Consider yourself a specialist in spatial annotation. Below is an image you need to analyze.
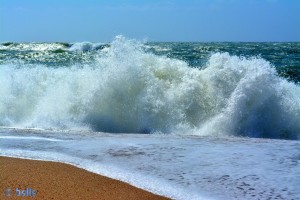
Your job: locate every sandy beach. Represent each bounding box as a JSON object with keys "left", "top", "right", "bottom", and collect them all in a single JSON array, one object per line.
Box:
[{"left": 0, "top": 156, "right": 169, "bottom": 200}]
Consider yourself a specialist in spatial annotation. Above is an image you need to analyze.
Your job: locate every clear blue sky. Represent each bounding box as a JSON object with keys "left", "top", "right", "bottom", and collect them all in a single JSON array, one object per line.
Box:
[{"left": 1, "top": 0, "right": 299, "bottom": 42}]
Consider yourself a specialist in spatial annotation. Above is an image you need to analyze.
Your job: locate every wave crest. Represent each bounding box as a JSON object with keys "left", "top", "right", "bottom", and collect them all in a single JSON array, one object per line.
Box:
[{"left": 69, "top": 42, "right": 107, "bottom": 51}]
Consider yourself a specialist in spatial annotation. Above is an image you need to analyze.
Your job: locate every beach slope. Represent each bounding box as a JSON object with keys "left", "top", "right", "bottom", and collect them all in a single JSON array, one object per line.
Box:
[{"left": 0, "top": 156, "right": 168, "bottom": 200}]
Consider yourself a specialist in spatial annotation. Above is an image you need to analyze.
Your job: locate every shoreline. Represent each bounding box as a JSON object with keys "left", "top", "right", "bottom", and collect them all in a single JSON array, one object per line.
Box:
[{"left": 0, "top": 156, "right": 169, "bottom": 200}]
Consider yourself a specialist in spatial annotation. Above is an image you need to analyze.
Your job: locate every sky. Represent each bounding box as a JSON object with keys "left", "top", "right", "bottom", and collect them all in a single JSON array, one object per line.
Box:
[{"left": 0, "top": 0, "right": 299, "bottom": 42}]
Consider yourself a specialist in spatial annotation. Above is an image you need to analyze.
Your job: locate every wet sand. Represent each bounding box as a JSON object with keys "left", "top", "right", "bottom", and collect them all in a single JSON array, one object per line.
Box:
[{"left": 0, "top": 156, "right": 169, "bottom": 200}]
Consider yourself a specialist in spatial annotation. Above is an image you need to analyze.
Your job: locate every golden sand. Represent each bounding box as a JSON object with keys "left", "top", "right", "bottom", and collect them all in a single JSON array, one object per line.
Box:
[{"left": 0, "top": 156, "right": 169, "bottom": 200}]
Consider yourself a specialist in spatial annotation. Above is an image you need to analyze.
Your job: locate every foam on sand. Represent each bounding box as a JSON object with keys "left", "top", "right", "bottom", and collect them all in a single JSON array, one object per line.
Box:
[{"left": 0, "top": 131, "right": 299, "bottom": 199}]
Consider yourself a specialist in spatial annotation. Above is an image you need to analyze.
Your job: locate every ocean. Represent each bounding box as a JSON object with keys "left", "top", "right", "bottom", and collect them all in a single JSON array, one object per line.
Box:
[{"left": 0, "top": 36, "right": 299, "bottom": 199}]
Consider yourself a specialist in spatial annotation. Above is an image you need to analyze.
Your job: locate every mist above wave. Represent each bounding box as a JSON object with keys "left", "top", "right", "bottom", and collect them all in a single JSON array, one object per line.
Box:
[{"left": 0, "top": 36, "right": 299, "bottom": 139}]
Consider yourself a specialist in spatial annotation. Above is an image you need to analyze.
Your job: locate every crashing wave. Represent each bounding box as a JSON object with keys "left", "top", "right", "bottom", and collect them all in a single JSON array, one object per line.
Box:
[{"left": 0, "top": 36, "right": 299, "bottom": 139}]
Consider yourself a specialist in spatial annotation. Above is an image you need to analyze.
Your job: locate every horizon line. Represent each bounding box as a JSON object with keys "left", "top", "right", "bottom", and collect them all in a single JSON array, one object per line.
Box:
[{"left": 1, "top": 40, "right": 300, "bottom": 43}]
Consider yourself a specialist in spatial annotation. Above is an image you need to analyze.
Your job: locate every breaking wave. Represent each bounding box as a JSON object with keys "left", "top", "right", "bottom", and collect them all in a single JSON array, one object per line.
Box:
[
  {"left": 69, "top": 42, "right": 108, "bottom": 51},
  {"left": 0, "top": 36, "right": 299, "bottom": 139}
]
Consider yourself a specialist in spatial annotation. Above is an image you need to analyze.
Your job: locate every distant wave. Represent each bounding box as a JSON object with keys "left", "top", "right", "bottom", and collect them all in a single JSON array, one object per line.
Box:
[
  {"left": 0, "top": 42, "right": 70, "bottom": 51},
  {"left": 0, "top": 36, "right": 299, "bottom": 139},
  {"left": 69, "top": 42, "right": 108, "bottom": 51},
  {"left": 0, "top": 42, "right": 109, "bottom": 52}
]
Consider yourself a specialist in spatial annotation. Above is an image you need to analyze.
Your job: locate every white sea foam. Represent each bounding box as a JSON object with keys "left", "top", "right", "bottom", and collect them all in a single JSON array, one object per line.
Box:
[
  {"left": 0, "top": 36, "right": 299, "bottom": 139},
  {"left": 0, "top": 131, "right": 299, "bottom": 199},
  {"left": 0, "top": 135, "right": 62, "bottom": 141}
]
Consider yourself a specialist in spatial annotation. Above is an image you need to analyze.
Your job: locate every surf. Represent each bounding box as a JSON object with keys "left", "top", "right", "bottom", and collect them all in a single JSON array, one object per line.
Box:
[{"left": 0, "top": 36, "right": 299, "bottom": 139}]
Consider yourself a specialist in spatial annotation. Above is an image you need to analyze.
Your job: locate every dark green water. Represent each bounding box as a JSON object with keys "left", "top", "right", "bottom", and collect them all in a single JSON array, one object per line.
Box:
[{"left": 1, "top": 42, "right": 299, "bottom": 82}]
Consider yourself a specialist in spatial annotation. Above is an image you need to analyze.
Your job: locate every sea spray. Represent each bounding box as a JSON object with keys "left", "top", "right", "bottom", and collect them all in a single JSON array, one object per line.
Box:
[{"left": 0, "top": 36, "right": 299, "bottom": 139}]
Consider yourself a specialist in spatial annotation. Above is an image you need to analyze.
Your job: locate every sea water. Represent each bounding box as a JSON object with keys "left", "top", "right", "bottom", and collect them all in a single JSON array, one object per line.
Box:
[{"left": 0, "top": 36, "right": 299, "bottom": 199}]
